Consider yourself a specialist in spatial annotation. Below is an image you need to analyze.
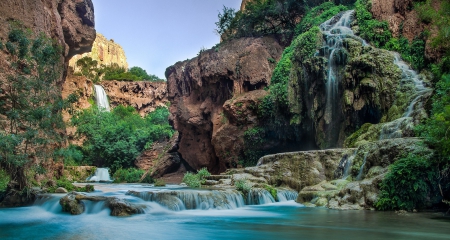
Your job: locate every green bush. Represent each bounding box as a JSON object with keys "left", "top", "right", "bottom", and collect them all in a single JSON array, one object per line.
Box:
[
  {"left": 235, "top": 179, "right": 251, "bottom": 194},
  {"left": 265, "top": 185, "right": 278, "bottom": 201},
  {"left": 376, "top": 154, "right": 438, "bottom": 211},
  {"left": 295, "top": 2, "right": 348, "bottom": 36},
  {"left": 72, "top": 105, "right": 174, "bottom": 171},
  {"left": 47, "top": 178, "right": 94, "bottom": 193},
  {"left": 0, "top": 169, "right": 9, "bottom": 191},
  {"left": 355, "top": 0, "right": 392, "bottom": 48},
  {"left": 113, "top": 168, "right": 153, "bottom": 183},
  {"left": 182, "top": 168, "right": 211, "bottom": 188},
  {"left": 154, "top": 179, "right": 166, "bottom": 187}
]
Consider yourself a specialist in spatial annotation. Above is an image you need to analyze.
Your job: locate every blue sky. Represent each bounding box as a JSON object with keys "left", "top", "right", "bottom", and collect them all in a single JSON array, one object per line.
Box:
[{"left": 92, "top": 0, "right": 242, "bottom": 79}]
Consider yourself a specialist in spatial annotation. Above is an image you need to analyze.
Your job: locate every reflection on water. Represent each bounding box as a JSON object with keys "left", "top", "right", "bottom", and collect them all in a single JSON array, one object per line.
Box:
[{"left": 0, "top": 184, "right": 449, "bottom": 240}]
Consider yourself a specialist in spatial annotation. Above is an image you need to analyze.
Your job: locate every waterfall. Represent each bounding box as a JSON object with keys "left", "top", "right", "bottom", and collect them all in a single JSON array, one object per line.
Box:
[
  {"left": 127, "top": 189, "right": 246, "bottom": 211},
  {"left": 86, "top": 168, "right": 113, "bottom": 182},
  {"left": 316, "top": 10, "right": 369, "bottom": 145},
  {"left": 127, "top": 188, "right": 299, "bottom": 211},
  {"left": 379, "top": 53, "right": 432, "bottom": 140},
  {"left": 247, "top": 188, "right": 276, "bottom": 205},
  {"left": 356, "top": 153, "right": 368, "bottom": 181},
  {"left": 94, "top": 85, "right": 110, "bottom": 112},
  {"left": 276, "top": 189, "right": 299, "bottom": 202}
]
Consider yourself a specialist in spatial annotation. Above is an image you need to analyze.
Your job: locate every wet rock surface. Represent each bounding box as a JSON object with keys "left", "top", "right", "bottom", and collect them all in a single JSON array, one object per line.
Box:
[{"left": 60, "top": 192, "right": 145, "bottom": 216}]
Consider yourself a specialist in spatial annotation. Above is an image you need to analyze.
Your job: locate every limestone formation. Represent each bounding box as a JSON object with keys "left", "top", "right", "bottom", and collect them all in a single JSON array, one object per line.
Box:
[{"left": 68, "top": 33, "right": 128, "bottom": 74}]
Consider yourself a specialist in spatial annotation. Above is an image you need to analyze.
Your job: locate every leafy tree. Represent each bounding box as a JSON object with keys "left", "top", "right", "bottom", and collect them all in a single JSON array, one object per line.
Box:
[
  {"left": 76, "top": 56, "right": 101, "bottom": 82},
  {"left": 217, "top": 0, "right": 307, "bottom": 42},
  {"left": 72, "top": 105, "right": 174, "bottom": 172},
  {"left": 0, "top": 24, "right": 71, "bottom": 190}
]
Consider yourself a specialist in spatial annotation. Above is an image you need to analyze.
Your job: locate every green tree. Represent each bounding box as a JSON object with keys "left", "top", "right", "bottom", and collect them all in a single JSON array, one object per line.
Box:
[
  {"left": 72, "top": 105, "right": 174, "bottom": 172},
  {"left": 0, "top": 24, "right": 70, "bottom": 190}
]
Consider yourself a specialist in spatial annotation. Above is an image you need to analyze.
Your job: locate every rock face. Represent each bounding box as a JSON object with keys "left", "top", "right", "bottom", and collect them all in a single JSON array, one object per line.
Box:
[
  {"left": 68, "top": 33, "right": 128, "bottom": 73},
  {"left": 370, "top": 0, "right": 441, "bottom": 60},
  {"left": 166, "top": 37, "right": 283, "bottom": 172},
  {"left": 135, "top": 132, "right": 182, "bottom": 178},
  {"left": 101, "top": 80, "right": 169, "bottom": 117},
  {"left": 0, "top": 0, "right": 96, "bottom": 62}
]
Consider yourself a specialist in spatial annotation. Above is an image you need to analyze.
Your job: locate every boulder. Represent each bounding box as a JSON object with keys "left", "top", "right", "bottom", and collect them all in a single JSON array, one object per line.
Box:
[{"left": 55, "top": 187, "right": 69, "bottom": 193}]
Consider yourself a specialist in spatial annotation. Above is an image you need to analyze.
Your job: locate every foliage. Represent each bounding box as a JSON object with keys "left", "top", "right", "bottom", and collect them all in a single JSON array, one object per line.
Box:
[
  {"left": 415, "top": 0, "right": 450, "bottom": 52},
  {"left": 235, "top": 179, "right": 251, "bottom": 194},
  {"left": 154, "top": 178, "right": 166, "bottom": 187},
  {"left": 242, "top": 127, "right": 267, "bottom": 167},
  {"left": 217, "top": 0, "right": 307, "bottom": 42},
  {"left": 295, "top": 2, "right": 349, "bottom": 35},
  {"left": 76, "top": 56, "right": 101, "bottom": 83},
  {"left": 215, "top": 5, "right": 236, "bottom": 37},
  {"left": 54, "top": 144, "right": 84, "bottom": 166},
  {"left": 376, "top": 154, "right": 438, "bottom": 211},
  {"left": 182, "top": 168, "right": 211, "bottom": 188},
  {"left": 355, "top": 0, "right": 392, "bottom": 48},
  {"left": 113, "top": 168, "right": 153, "bottom": 183},
  {"left": 75, "top": 57, "right": 164, "bottom": 82},
  {"left": 0, "top": 169, "right": 9, "bottom": 191},
  {"left": 47, "top": 178, "right": 94, "bottom": 193},
  {"left": 72, "top": 105, "right": 174, "bottom": 172},
  {"left": 0, "top": 24, "right": 71, "bottom": 190},
  {"left": 265, "top": 185, "right": 278, "bottom": 201}
]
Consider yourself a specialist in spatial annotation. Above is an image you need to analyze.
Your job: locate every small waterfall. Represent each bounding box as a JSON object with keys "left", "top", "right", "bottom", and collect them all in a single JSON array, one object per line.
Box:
[
  {"left": 86, "top": 168, "right": 113, "bottom": 182},
  {"left": 356, "top": 153, "right": 368, "bottom": 181},
  {"left": 246, "top": 188, "right": 276, "bottom": 205},
  {"left": 94, "top": 85, "right": 110, "bottom": 112},
  {"left": 127, "top": 189, "right": 246, "bottom": 211},
  {"left": 276, "top": 189, "right": 299, "bottom": 202},
  {"left": 379, "top": 53, "right": 432, "bottom": 140}
]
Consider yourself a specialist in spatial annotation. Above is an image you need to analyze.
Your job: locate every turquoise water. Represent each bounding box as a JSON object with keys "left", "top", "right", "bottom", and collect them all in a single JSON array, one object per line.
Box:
[{"left": 0, "top": 184, "right": 449, "bottom": 240}]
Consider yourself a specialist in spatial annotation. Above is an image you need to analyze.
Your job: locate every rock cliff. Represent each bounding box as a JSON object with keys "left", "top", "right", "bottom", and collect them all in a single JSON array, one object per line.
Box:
[
  {"left": 101, "top": 80, "right": 168, "bottom": 117},
  {"left": 166, "top": 37, "right": 283, "bottom": 173},
  {"left": 68, "top": 33, "right": 128, "bottom": 73}
]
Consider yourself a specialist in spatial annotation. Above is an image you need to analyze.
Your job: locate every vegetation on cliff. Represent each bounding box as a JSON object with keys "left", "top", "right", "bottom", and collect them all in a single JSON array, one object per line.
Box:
[
  {"left": 71, "top": 105, "right": 174, "bottom": 172},
  {"left": 76, "top": 56, "right": 164, "bottom": 82},
  {"left": 0, "top": 24, "right": 75, "bottom": 192}
]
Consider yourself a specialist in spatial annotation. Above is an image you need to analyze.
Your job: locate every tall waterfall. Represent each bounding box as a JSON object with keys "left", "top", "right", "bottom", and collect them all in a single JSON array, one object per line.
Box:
[
  {"left": 316, "top": 11, "right": 368, "bottom": 145},
  {"left": 94, "top": 85, "right": 110, "bottom": 112}
]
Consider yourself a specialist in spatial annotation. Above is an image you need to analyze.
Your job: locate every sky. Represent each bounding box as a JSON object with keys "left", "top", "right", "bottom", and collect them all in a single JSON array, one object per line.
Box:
[{"left": 91, "top": 0, "right": 242, "bottom": 79}]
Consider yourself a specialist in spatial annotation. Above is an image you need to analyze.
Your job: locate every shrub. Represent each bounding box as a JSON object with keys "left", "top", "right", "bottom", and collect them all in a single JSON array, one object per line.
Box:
[
  {"left": 376, "top": 154, "right": 438, "bottom": 211},
  {"left": 355, "top": 0, "right": 392, "bottom": 48},
  {"left": 154, "top": 179, "right": 166, "bottom": 187},
  {"left": 72, "top": 105, "right": 174, "bottom": 171},
  {"left": 235, "top": 179, "right": 251, "bottom": 194},
  {"left": 182, "top": 168, "right": 211, "bottom": 188},
  {"left": 113, "top": 168, "right": 152, "bottom": 183},
  {"left": 265, "top": 185, "right": 278, "bottom": 201}
]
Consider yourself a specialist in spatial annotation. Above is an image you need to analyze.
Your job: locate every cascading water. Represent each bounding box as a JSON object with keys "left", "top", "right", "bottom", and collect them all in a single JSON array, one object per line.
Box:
[
  {"left": 379, "top": 53, "right": 432, "bottom": 139},
  {"left": 318, "top": 10, "right": 367, "bottom": 143},
  {"left": 94, "top": 84, "right": 110, "bottom": 112},
  {"left": 86, "top": 168, "right": 113, "bottom": 182},
  {"left": 356, "top": 153, "right": 368, "bottom": 181}
]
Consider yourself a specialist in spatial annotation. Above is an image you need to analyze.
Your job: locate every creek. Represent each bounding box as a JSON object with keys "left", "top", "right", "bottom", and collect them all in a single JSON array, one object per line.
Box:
[{"left": 0, "top": 183, "right": 449, "bottom": 240}]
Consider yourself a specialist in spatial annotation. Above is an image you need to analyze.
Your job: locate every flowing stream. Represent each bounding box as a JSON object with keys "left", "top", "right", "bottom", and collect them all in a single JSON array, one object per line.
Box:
[
  {"left": 0, "top": 183, "right": 448, "bottom": 240},
  {"left": 94, "top": 84, "right": 111, "bottom": 112}
]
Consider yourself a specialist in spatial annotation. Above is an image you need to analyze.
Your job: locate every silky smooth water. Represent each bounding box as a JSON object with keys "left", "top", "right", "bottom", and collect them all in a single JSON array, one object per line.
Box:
[
  {"left": 94, "top": 84, "right": 110, "bottom": 112},
  {"left": 0, "top": 184, "right": 449, "bottom": 240}
]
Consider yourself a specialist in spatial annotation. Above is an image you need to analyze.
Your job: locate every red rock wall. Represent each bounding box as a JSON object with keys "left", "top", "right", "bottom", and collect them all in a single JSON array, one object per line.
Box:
[{"left": 166, "top": 37, "right": 283, "bottom": 173}]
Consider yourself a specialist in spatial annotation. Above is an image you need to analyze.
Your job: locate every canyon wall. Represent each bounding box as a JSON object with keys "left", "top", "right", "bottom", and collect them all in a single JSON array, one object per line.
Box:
[
  {"left": 166, "top": 37, "right": 283, "bottom": 173},
  {"left": 68, "top": 33, "right": 128, "bottom": 72}
]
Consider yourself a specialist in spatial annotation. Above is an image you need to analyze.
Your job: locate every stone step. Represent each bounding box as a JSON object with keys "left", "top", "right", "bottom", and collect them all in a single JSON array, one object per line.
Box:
[{"left": 205, "top": 175, "right": 232, "bottom": 181}]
